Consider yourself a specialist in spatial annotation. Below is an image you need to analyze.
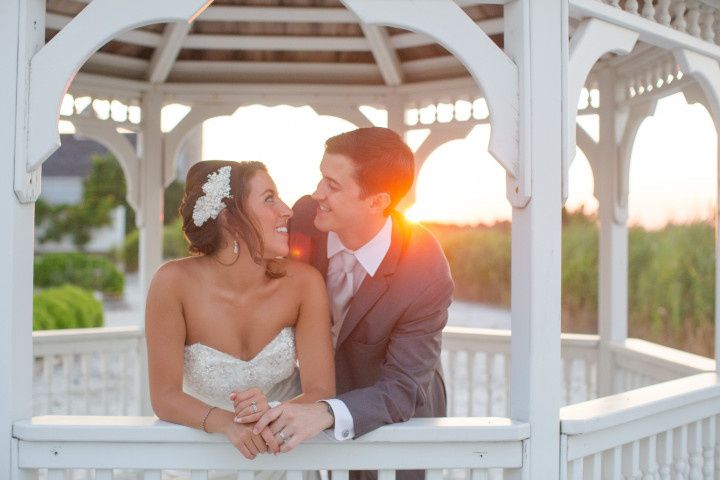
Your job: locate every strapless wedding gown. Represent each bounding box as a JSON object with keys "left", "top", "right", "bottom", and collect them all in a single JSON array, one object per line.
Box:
[
  {"left": 164, "top": 327, "right": 302, "bottom": 480},
  {"left": 184, "top": 326, "right": 301, "bottom": 410}
]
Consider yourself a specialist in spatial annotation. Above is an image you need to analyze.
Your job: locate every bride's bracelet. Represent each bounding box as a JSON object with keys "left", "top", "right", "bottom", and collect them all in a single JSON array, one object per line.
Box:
[{"left": 200, "top": 406, "right": 217, "bottom": 433}]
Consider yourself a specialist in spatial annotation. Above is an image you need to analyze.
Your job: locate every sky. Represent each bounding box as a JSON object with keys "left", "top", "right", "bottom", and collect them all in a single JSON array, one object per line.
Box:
[
  {"left": 62, "top": 91, "right": 717, "bottom": 229},
  {"left": 198, "top": 92, "right": 717, "bottom": 229}
]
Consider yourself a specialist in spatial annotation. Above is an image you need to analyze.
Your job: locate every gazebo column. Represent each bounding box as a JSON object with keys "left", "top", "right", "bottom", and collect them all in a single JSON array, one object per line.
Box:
[
  {"left": 136, "top": 92, "right": 164, "bottom": 416},
  {"left": 596, "top": 68, "right": 629, "bottom": 397},
  {"left": 138, "top": 91, "right": 165, "bottom": 297},
  {"left": 1, "top": 0, "right": 42, "bottom": 478},
  {"left": 505, "top": 1, "right": 563, "bottom": 477}
]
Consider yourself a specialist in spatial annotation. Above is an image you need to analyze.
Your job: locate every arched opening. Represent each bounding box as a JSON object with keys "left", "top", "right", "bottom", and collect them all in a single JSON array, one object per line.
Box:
[{"left": 627, "top": 92, "right": 717, "bottom": 358}]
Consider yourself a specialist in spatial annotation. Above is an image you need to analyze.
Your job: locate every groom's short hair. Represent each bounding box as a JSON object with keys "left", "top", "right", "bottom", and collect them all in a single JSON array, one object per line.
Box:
[{"left": 325, "top": 127, "right": 414, "bottom": 215}]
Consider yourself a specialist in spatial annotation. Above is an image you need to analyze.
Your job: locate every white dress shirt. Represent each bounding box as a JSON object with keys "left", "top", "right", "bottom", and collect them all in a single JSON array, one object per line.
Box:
[{"left": 322, "top": 216, "right": 393, "bottom": 441}]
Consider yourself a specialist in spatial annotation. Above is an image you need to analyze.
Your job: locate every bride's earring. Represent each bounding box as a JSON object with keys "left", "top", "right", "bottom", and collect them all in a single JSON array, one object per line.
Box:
[{"left": 233, "top": 240, "right": 239, "bottom": 255}]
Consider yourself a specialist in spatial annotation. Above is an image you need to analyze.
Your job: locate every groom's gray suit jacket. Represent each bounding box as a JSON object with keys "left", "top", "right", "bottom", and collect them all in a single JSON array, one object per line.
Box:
[{"left": 289, "top": 196, "right": 453, "bottom": 439}]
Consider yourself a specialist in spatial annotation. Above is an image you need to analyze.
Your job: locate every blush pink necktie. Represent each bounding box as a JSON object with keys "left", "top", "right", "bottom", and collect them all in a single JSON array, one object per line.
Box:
[{"left": 327, "top": 250, "right": 358, "bottom": 346}]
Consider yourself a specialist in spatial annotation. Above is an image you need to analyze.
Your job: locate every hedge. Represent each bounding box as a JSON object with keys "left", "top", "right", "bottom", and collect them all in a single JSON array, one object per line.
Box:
[
  {"left": 34, "top": 253, "right": 124, "bottom": 298},
  {"left": 33, "top": 285, "right": 103, "bottom": 330}
]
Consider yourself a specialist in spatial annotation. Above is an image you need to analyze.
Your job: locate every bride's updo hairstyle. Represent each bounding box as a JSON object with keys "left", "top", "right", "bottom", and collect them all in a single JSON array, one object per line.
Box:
[{"left": 180, "top": 160, "right": 284, "bottom": 278}]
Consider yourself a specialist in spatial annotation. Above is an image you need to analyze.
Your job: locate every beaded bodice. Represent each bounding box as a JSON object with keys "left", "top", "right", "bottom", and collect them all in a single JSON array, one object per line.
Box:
[{"left": 183, "top": 327, "right": 300, "bottom": 410}]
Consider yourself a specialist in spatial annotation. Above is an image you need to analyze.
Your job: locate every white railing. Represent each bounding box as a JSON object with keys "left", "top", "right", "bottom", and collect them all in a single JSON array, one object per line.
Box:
[
  {"left": 441, "top": 327, "right": 600, "bottom": 415},
  {"left": 13, "top": 416, "right": 530, "bottom": 480},
  {"left": 590, "top": 0, "right": 720, "bottom": 46},
  {"left": 612, "top": 338, "right": 716, "bottom": 392},
  {"left": 560, "top": 372, "right": 720, "bottom": 479},
  {"left": 33, "top": 326, "right": 715, "bottom": 419},
  {"left": 33, "top": 326, "right": 145, "bottom": 416}
]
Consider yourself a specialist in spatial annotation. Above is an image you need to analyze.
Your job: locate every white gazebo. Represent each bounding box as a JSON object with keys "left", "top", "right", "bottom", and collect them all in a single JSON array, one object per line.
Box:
[{"left": 2, "top": 0, "right": 720, "bottom": 478}]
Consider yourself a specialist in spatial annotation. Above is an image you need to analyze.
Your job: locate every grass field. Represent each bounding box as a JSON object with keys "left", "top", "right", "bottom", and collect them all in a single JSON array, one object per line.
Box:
[{"left": 424, "top": 211, "right": 716, "bottom": 357}]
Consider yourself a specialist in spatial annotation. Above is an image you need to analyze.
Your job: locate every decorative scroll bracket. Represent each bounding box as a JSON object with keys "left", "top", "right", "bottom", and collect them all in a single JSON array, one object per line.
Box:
[
  {"left": 565, "top": 18, "right": 638, "bottom": 204},
  {"left": 615, "top": 99, "right": 658, "bottom": 223},
  {"left": 340, "top": 0, "right": 523, "bottom": 205},
  {"left": 16, "top": 0, "right": 213, "bottom": 203},
  {"left": 673, "top": 48, "right": 720, "bottom": 134}
]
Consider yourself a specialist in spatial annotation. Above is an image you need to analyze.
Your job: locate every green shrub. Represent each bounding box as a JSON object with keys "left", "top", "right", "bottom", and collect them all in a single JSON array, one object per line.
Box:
[
  {"left": 33, "top": 285, "right": 103, "bottom": 331},
  {"left": 122, "top": 218, "right": 188, "bottom": 272},
  {"left": 34, "top": 253, "right": 124, "bottom": 298},
  {"left": 123, "top": 229, "right": 139, "bottom": 272}
]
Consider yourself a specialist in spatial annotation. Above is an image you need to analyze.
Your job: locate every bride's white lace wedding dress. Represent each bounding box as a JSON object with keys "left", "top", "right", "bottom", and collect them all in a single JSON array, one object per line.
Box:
[
  {"left": 164, "top": 327, "right": 302, "bottom": 480},
  {"left": 184, "top": 326, "right": 301, "bottom": 410}
]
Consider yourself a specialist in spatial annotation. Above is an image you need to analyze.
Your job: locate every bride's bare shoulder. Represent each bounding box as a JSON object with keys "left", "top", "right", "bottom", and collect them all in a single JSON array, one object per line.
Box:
[{"left": 151, "top": 256, "right": 204, "bottom": 289}]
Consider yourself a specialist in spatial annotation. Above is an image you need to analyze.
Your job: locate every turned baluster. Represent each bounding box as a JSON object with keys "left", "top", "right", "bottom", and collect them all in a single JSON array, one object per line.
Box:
[
  {"left": 675, "top": 424, "right": 690, "bottom": 480},
  {"left": 715, "top": 413, "right": 720, "bottom": 479},
  {"left": 673, "top": 0, "right": 688, "bottom": 32},
  {"left": 658, "top": 430, "right": 674, "bottom": 480},
  {"left": 645, "top": 70, "right": 655, "bottom": 92},
  {"left": 700, "top": 5, "right": 715, "bottom": 42},
  {"left": 642, "top": 0, "right": 656, "bottom": 19},
  {"left": 688, "top": 420, "right": 703, "bottom": 479},
  {"left": 657, "top": 0, "right": 672, "bottom": 25},
  {"left": 639, "top": 435, "right": 659, "bottom": 480},
  {"left": 623, "top": 441, "right": 642, "bottom": 480},
  {"left": 626, "top": 0, "right": 640, "bottom": 14},
  {"left": 702, "top": 416, "right": 715, "bottom": 480},
  {"left": 655, "top": 63, "right": 665, "bottom": 89},
  {"left": 686, "top": 0, "right": 702, "bottom": 37}
]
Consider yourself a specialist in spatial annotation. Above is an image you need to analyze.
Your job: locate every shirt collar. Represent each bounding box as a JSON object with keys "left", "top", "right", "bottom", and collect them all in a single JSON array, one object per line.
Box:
[{"left": 326, "top": 216, "right": 393, "bottom": 277}]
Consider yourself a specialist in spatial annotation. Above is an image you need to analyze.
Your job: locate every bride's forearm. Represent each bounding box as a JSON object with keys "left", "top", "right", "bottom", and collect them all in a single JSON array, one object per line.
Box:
[{"left": 152, "top": 389, "right": 233, "bottom": 434}]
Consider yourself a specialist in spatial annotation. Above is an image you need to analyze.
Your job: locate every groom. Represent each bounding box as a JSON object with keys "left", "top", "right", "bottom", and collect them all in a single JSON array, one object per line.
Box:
[{"left": 254, "top": 127, "right": 453, "bottom": 469}]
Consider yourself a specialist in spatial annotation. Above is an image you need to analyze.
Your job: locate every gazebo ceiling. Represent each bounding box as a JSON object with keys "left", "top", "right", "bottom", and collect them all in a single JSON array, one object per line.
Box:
[{"left": 45, "top": 0, "right": 503, "bottom": 86}]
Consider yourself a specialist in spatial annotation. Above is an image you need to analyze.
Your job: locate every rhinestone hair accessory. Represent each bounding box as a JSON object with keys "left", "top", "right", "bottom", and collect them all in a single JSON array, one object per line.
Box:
[{"left": 192, "top": 166, "right": 233, "bottom": 227}]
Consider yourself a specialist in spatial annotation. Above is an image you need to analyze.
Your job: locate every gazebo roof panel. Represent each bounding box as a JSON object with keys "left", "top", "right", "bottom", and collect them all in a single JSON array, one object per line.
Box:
[
  {"left": 191, "top": 20, "right": 364, "bottom": 37},
  {"left": 210, "top": 0, "right": 345, "bottom": 6},
  {"left": 49, "top": 0, "right": 510, "bottom": 88},
  {"left": 99, "top": 41, "right": 155, "bottom": 61},
  {"left": 175, "top": 48, "right": 374, "bottom": 63},
  {"left": 46, "top": 0, "right": 87, "bottom": 17}
]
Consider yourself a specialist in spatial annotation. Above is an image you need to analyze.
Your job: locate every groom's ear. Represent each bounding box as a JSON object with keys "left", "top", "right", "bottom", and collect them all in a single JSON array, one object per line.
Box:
[{"left": 368, "top": 192, "right": 391, "bottom": 214}]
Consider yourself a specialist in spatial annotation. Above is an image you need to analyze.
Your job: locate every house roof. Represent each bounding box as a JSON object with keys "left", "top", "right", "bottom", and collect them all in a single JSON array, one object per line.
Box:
[{"left": 43, "top": 134, "right": 137, "bottom": 178}]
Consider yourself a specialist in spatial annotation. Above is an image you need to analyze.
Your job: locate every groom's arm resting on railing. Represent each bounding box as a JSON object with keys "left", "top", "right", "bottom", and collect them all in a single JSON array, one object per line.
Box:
[{"left": 253, "top": 271, "right": 453, "bottom": 451}]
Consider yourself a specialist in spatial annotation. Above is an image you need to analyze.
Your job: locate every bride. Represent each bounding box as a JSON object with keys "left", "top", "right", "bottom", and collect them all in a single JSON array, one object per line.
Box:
[{"left": 145, "top": 160, "right": 335, "bottom": 461}]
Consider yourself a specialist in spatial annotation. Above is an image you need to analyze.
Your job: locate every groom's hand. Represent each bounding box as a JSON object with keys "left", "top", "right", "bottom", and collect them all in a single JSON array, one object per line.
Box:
[{"left": 253, "top": 403, "right": 334, "bottom": 453}]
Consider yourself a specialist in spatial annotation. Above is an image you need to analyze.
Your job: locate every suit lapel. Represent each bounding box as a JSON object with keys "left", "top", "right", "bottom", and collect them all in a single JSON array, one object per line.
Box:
[
  {"left": 335, "top": 213, "right": 407, "bottom": 349},
  {"left": 311, "top": 233, "right": 329, "bottom": 281}
]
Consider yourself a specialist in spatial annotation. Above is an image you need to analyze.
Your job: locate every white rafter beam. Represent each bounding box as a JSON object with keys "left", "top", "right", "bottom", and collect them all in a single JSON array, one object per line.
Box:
[
  {"left": 46, "top": 13, "right": 161, "bottom": 48},
  {"left": 182, "top": 34, "right": 368, "bottom": 51},
  {"left": 360, "top": 24, "right": 403, "bottom": 86},
  {"left": 148, "top": 22, "right": 191, "bottom": 84},
  {"left": 199, "top": 6, "right": 355, "bottom": 23}
]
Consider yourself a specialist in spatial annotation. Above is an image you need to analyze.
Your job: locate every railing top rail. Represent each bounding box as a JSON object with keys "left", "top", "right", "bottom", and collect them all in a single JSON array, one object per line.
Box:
[
  {"left": 614, "top": 338, "right": 715, "bottom": 373},
  {"left": 32, "top": 325, "right": 143, "bottom": 343},
  {"left": 14, "top": 416, "right": 530, "bottom": 444},
  {"left": 442, "top": 326, "right": 598, "bottom": 345},
  {"left": 560, "top": 372, "right": 720, "bottom": 435}
]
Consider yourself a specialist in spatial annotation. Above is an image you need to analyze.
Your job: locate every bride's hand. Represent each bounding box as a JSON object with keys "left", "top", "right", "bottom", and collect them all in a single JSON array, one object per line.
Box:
[
  {"left": 230, "top": 388, "right": 269, "bottom": 423},
  {"left": 223, "top": 421, "right": 269, "bottom": 460}
]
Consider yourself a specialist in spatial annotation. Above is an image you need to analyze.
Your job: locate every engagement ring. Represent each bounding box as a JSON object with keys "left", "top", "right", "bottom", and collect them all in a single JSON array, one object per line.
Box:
[
  {"left": 278, "top": 430, "right": 289, "bottom": 443},
  {"left": 250, "top": 401, "right": 258, "bottom": 414}
]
